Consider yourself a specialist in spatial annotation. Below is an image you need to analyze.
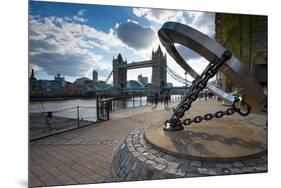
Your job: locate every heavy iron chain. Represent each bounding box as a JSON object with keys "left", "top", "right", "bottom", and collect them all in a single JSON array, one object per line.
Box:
[
  {"left": 164, "top": 50, "right": 251, "bottom": 131},
  {"left": 182, "top": 97, "right": 251, "bottom": 126}
]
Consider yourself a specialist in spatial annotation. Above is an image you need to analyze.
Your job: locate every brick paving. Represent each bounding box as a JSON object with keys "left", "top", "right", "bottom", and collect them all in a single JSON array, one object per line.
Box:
[{"left": 29, "top": 99, "right": 267, "bottom": 187}]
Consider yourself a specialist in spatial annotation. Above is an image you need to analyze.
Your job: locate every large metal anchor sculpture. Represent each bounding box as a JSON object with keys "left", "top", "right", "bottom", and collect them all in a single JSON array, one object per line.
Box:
[{"left": 158, "top": 22, "right": 266, "bottom": 131}]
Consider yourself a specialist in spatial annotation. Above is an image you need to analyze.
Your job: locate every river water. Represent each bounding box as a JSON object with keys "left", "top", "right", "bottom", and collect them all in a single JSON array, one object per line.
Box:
[{"left": 29, "top": 95, "right": 182, "bottom": 122}]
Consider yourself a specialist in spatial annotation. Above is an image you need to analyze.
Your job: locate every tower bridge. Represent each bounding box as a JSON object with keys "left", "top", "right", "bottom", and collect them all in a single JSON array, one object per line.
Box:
[
  {"left": 117, "top": 60, "right": 152, "bottom": 69},
  {"left": 113, "top": 45, "right": 167, "bottom": 90},
  {"left": 88, "top": 46, "right": 191, "bottom": 96}
]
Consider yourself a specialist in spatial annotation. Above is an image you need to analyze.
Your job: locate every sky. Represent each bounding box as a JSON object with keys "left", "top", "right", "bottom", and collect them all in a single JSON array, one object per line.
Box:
[{"left": 29, "top": 0, "right": 216, "bottom": 86}]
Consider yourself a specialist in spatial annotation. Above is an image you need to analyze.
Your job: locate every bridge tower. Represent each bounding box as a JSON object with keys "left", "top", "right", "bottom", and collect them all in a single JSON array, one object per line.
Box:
[
  {"left": 113, "top": 54, "right": 127, "bottom": 88},
  {"left": 151, "top": 45, "right": 167, "bottom": 90}
]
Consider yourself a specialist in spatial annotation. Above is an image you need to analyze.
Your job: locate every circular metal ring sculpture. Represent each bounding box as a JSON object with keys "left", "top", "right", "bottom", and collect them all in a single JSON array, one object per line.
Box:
[{"left": 158, "top": 22, "right": 266, "bottom": 112}]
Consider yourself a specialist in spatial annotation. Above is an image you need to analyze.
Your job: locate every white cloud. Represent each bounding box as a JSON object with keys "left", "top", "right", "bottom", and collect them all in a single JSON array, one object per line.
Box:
[
  {"left": 29, "top": 15, "right": 130, "bottom": 79},
  {"left": 29, "top": 7, "right": 215, "bottom": 86},
  {"left": 132, "top": 8, "right": 215, "bottom": 37},
  {"left": 73, "top": 15, "right": 88, "bottom": 23},
  {"left": 132, "top": 8, "right": 187, "bottom": 26},
  {"left": 187, "top": 12, "right": 216, "bottom": 38},
  {"left": 71, "top": 9, "right": 88, "bottom": 23},
  {"left": 131, "top": 8, "right": 215, "bottom": 86},
  {"left": 78, "top": 9, "right": 86, "bottom": 16}
]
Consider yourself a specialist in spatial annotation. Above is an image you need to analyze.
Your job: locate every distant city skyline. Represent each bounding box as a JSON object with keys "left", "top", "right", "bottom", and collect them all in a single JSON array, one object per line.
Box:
[{"left": 29, "top": 1, "right": 215, "bottom": 86}]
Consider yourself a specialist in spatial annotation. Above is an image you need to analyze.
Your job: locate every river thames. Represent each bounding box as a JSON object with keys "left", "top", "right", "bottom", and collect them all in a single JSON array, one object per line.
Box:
[{"left": 29, "top": 95, "right": 182, "bottom": 122}]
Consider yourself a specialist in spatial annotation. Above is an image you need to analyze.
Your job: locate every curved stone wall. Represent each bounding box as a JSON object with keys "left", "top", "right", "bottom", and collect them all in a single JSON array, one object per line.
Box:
[{"left": 112, "top": 125, "right": 267, "bottom": 182}]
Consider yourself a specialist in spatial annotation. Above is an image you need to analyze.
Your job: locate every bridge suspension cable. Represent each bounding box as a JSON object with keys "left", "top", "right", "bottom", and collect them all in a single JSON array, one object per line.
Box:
[
  {"left": 105, "top": 71, "right": 113, "bottom": 83},
  {"left": 160, "top": 62, "right": 191, "bottom": 85}
]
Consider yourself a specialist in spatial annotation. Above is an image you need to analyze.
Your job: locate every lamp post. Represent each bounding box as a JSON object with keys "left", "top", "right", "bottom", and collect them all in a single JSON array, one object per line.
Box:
[{"left": 184, "top": 72, "right": 188, "bottom": 91}]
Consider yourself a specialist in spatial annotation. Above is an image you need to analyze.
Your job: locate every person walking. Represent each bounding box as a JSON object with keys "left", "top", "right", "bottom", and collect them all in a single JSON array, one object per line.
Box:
[
  {"left": 164, "top": 89, "right": 170, "bottom": 106},
  {"left": 204, "top": 89, "right": 208, "bottom": 101},
  {"left": 154, "top": 90, "right": 160, "bottom": 107}
]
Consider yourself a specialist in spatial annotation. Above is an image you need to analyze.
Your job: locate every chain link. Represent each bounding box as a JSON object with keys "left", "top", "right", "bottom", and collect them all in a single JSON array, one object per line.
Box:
[
  {"left": 164, "top": 50, "right": 251, "bottom": 131},
  {"left": 182, "top": 97, "right": 251, "bottom": 126}
]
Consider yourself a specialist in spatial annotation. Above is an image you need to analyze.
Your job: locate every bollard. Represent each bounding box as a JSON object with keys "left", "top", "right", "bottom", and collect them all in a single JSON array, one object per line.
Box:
[
  {"left": 107, "top": 101, "right": 110, "bottom": 120},
  {"left": 77, "top": 106, "right": 80, "bottom": 128},
  {"left": 96, "top": 98, "right": 100, "bottom": 120},
  {"left": 133, "top": 95, "right": 135, "bottom": 108}
]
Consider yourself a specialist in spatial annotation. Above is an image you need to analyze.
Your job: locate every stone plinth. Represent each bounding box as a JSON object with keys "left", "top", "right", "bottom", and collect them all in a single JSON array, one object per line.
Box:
[
  {"left": 145, "top": 119, "right": 267, "bottom": 162},
  {"left": 112, "top": 120, "right": 267, "bottom": 182}
]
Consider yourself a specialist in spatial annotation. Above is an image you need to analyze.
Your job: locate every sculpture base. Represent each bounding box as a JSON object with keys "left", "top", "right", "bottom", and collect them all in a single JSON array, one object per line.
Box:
[
  {"left": 112, "top": 120, "right": 267, "bottom": 181},
  {"left": 145, "top": 118, "right": 267, "bottom": 162}
]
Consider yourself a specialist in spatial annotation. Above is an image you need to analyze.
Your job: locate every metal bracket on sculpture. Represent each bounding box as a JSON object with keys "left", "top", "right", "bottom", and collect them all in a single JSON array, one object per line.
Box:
[{"left": 158, "top": 22, "right": 266, "bottom": 112}]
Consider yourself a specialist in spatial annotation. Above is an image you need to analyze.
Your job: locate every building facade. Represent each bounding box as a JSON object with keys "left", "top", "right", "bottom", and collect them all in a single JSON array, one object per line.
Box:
[
  {"left": 138, "top": 74, "right": 148, "bottom": 87},
  {"left": 92, "top": 70, "right": 98, "bottom": 81},
  {"left": 215, "top": 13, "right": 267, "bottom": 96},
  {"left": 29, "top": 70, "right": 81, "bottom": 97},
  {"left": 151, "top": 46, "right": 167, "bottom": 89},
  {"left": 112, "top": 54, "right": 127, "bottom": 88}
]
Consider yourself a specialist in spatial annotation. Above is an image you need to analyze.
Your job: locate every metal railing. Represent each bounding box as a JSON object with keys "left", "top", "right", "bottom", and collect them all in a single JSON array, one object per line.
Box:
[
  {"left": 30, "top": 105, "right": 97, "bottom": 141},
  {"left": 29, "top": 94, "right": 184, "bottom": 141}
]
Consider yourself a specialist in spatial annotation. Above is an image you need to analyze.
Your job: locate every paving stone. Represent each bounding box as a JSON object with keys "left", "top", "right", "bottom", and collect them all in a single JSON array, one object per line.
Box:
[
  {"left": 185, "top": 166, "right": 198, "bottom": 173},
  {"left": 138, "top": 155, "right": 147, "bottom": 162},
  {"left": 260, "top": 155, "right": 268, "bottom": 161},
  {"left": 253, "top": 158, "right": 267, "bottom": 165},
  {"left": 174, "top": 169, "right": 185, "bottom": 176},
  {"left": 215, "top": 162, "right": 232, "bottom": 168},
  {"left": 178, "top": 164, "right": 188, "bottom": 172},
  {"left": 220, "top": 168, "right": 232, "bottom": 174},
  {"left": 230, "top": 168, "right": 243, "bottom": 174},
  {"left": 144, "top": 153, "right": 156, "bottom": 160},
  {"left": 131, "top": 161, "right": 138, "bottom": 171},
  {"left": 190, "top": 160, "right": 202, "bottom": 167},
  {"left": 232, "top": 161, "right": 244, "bottom": 168},
  {"left": 155, "top": 157, "right": 169, "bottom": 165},
  {"left": 203, "top": 161, "right": 215, "bottom": 168},
  {"left": 128, "top": 146, "right": 135, "bottom": 152},
  {"left": 144, "top": 169, "right": 155, "bottom": 179},
  {"left": 143, "top": 144, "right": 152, "bottom": 150},
  {"left": 165, "top": 166, "right": 178, "bottom": 175},
  {"left": 133, "top": 144, "right": 142, "bottom": 148},
  {"left": 168, "top": 162, "right": 179, "bottom": 169},
  {"left": 125, "top": 172, "right": 133, "bottom": 181},
  {"left": 125, "top": 164, "right": 131, "bottom": 174},
  {"left": 241, "top": 167, "right": 256, "bottom": 173},
  {"left": 197, "top": 168, "right": 217, "bottom": 175},
  {"left": 127, "top": 143, "right": 133, "bottom": 147},
  {"left": 163, "top": 154, "right": 177, "bottom": 162},
  {"left": 150, "top": 149, "right": 160, "bottom": 155},
  {"left": 120, "top": 173, "right": 126, "bottom": 180},
  {"left": 155, "top": 151, "right": 165, "bottom": 157},
  {"left": 254, "top": 166, "right": 267, "bottom": 172},
  {"left": 154, "top": 164, "right": 166, "bottom": 171},
  {"left": 132, "top": 164, "right": 142, "bottom": 179},
  {"left": 145, "top": 160, "right": 157, "bottom": 167},
  {"left": 179, "top": 159, "right": 190, "bottom": 166},
  {"left": 132, "top": 151, "right": 140, "bottom": 158},
  {"left": 140, "top": 140, "right": 146, "bottom": 145},
  {"left": 136, "top": 147, "right": 146, "bottom": 153},
  {"left": 243, "top": 160, "right": 258, "bottom": 167}
]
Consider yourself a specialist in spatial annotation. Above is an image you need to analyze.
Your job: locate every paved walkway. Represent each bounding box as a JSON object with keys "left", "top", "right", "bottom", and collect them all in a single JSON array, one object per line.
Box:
[{"left": 29, "top": 99, "right": 267, "bottom": 187}]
